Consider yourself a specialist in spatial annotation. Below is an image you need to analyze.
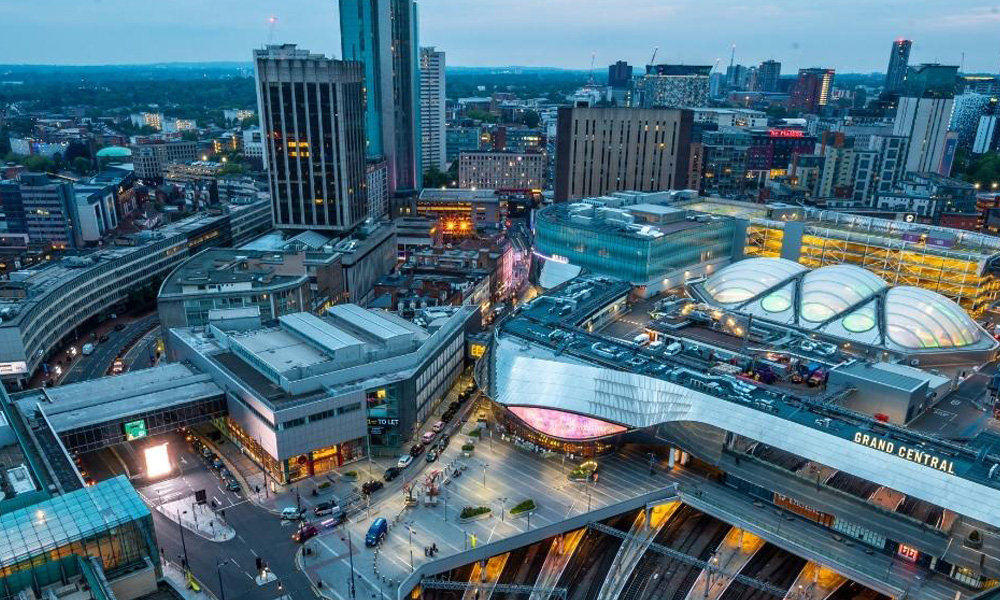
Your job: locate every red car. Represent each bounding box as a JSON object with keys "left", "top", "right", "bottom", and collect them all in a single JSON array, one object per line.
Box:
[{"left": 292, "top": 525, "right": 319, "bottom": 543}]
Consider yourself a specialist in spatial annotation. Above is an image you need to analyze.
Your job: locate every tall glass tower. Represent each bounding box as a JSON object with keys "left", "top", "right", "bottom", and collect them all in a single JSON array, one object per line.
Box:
[
  {"left": 885, "top": 39, "right": 912, "bottom": 94},
  {"left": 340, "top": 0, "right": 422, "bottom": 198}
]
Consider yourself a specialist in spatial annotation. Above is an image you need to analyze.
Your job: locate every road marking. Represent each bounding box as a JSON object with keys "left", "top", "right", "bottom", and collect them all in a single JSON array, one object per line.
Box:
[{"left": 229, "top": 558, "right": 241, "bottom": 568}]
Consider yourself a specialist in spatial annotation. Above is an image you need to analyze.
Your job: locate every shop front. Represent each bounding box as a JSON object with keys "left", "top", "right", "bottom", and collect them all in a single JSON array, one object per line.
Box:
[{"left": 495, "top": 402, "right": 624, "bottom": 457}]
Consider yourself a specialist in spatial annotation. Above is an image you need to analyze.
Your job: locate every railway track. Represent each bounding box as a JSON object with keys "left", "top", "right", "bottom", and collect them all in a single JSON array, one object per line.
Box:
[{"left": 718, "top": 543, "right": 806, "bottom": 600}]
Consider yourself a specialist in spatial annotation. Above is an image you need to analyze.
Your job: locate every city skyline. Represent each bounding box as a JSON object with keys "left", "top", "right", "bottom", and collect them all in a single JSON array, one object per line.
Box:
[{"left": 1, "top": 0, "right": 999, "bottom": 73}]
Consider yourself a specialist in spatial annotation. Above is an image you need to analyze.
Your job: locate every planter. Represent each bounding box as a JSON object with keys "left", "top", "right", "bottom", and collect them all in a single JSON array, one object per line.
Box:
[
  {"left": 458, "top": 506, "right": 492, "bottom": 523},
  {"left": 343, "top": 472, "right": 359, "bottom": 482},
  {"left": 509, "top": 499, "right": 536, "bottom": 517}
]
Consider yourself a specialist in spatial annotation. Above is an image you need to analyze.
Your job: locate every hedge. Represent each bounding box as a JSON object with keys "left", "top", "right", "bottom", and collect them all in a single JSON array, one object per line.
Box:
[
  {"left": 460, "top": 506, "right": 492, "bottom": 519},
  {"left": 509, "top": 499, "right": 536, "bottom": 515}
]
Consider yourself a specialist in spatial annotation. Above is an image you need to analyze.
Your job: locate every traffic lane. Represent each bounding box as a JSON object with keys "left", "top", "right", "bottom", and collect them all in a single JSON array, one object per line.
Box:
[{"left": 64, "top": 314, "right": 159, "bottom": 383}]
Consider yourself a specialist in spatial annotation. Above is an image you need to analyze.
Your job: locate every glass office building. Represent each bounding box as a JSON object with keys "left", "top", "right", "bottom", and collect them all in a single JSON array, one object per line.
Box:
[
  {"left": 534, "top": 201, "right": 743, "bottom": 296},
  {"left": 0, "top": 476, "right": 158, "bottom": 598}
]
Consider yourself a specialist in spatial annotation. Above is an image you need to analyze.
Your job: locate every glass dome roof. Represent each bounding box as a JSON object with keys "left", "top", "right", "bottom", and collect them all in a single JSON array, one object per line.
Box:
[
  {"left": 704, "top": 258, "right": 806, "bottom": 305},
  {"left": 799, "top": 265, "right": 886, "bottom": 323},
  {"left": 884, "top": 287, "right": 982, "bottom": 349}
]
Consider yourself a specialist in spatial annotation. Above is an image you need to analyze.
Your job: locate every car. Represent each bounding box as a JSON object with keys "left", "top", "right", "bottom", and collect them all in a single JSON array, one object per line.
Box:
[
  {"left": 421, "top": 431, "right": 436, "bottom": 444},
  {"left": 383, "top": 467, "right": 401, "bottom": 481},
  {"left": 365, "top": 518, "right": 388, "bottom": 547},
  {"left": 314, "top": 502, "right": 336, "bottom": 516},
  {"left": 432, "top": 421, "right": 445, "bottom": 433},
  {"left": 293, "top": 524, "right": 319, "bottom": 543},
  {"left": 437, "top": 434, "right": 451, "bottom": 449},
  {"left": 426, "top": 450, "right": 438, "bottom": 463},
  {"left": 226, "top": 478, "right": 241, "bottom": 492},
  {"left": 200, "top": 447, "right": 213, "bottom": 458},
  {"left": 448, "top": 401, "right": 460, "bottom": 411},
  {"left": 397, "top": 455, "right": 414, "bottom": 469},
  {"left": 362, "top": 480, "right": 384, "bottom": 495},
  {"left": 114, "top": 323, "right": 125, "bottom": 331},
  {"left": 281, "top": 507, "right": 303, "bottom": 520},
  {"left": 442, "top": 409, "right": 456, "bottom": 421},
  {"left": 98, "top": 335, "right": 109, "bottom": 343},
  {"left": 211, "top": 458, "right": 224, "bottom": 470},
  {"left": 409, "top": 443, "right": 425, "bottom": 457}
]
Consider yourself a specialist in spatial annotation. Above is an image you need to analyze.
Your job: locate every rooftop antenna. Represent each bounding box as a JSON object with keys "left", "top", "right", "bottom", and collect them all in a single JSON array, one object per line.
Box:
[
  {"left": 267, "top": 16, "right": 278, "bottom": 45},
  {"left": 961, "top": 51, "right": 965, "bottom": 72},
  {"left": 587, "top": 51, "right": 597, "bottom": 85}
]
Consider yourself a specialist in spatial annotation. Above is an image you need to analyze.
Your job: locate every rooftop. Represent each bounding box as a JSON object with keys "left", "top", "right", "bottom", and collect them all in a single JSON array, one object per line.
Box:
[{"left": 158, "top": 248, "right": 310, "bottom": 296}]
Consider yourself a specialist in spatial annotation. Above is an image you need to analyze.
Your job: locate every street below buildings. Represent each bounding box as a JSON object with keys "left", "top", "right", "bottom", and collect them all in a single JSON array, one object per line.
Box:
[{"left": 59, "top": 311, "right": 160, "bottom": 384}]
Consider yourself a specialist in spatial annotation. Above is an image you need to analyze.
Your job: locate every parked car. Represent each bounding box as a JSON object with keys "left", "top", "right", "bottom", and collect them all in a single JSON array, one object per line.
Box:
[
  {"left": 448, "top": 401, "right": 460, "bottom": 411},
  {"left": 437, "top": 434, "right": 451, "bottom": 450},
  {"left": 114, "top": 323, "right": 125, "bottom": 331},
  {"left": 426, "top": 450, "right": 438, "bottom": 463},
  {"left": 362, "top": 480, "right": 384, "bottom": 495},
  {"left": 432, "top": 420, "right": 445, "bottom": 433},
  {"left": 226, "top": 478, "right": 241, "bottom": 492},
  {"left": 200, "top": 447, "right": 213, "bottom": 459},
  {"left": 383, "top": 467, "right": 401, "bottom": 482},
  {"left": 218, "top": 467, "right": 231, "bottom": 480},
  {"left": 98, "top": 334, "right": 109, "bottom": 343},
  {"left": 397, "top": 455, "right": 413, "bottom": 469},
  {"left": 211, "top": 458, "right": 224, "bottom": 470},
  {"left": 443, "top": 409, "right": 456, "bottom": 421},
  {"left": 314, "top": 501, "right": 337, "bottom": 516},
  {"left": 293, "top": 524, "right": 319, "bottom": 543},
  {"left": 365, "top": 518, "right": 388, "bottom": 547},
  {"left": 421, "top": 431, "right": 436, "bottom": 444},
  {"left": 409, "top": 443, "right": 425, "bottom": 457},
  {"left": 281, "top": 507, "right": 303, "bottom": 520}
]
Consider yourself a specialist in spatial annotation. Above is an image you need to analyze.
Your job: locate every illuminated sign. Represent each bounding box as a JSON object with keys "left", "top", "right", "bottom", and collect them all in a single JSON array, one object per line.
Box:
[
  {"left": 768, "top": 129, "right": 805, "bottom": 138},
  {"left": 509, "top": 406, "right": 627, "bottom": 440},
  {"left": 125, "top": 420, "right": 148, "bottom": 441},
  {"left": 469, "top": 343, "right": 487, "bottom": 358},
  {"left": 0, "top": 361, "right": 28, "bottom": 375},
  {"left": 367, "top": 418, "right": 399, "bottom": 427},
  {"left": 852, "top": 432, "right": 955, "bottom": 474}
]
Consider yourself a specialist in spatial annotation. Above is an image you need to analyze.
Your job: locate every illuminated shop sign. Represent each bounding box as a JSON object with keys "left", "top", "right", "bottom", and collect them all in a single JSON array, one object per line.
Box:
[
  {"left": 469, "top": 343, "right": 487, "bottom": 358},
  {"left": 768, "top": 129, "right": 805, "bottom": 138},
  {"left": 852, "top": 432, "right": 955, "bottom": 474},
  {"left": 124, "top": 419, "right": 148, "bottom": 441},
  {"left": 367, "top": 418, "right": 399, "bottom": 427},
  {"left": 509, "top": 406, "right": 627, "bottom": 440}
]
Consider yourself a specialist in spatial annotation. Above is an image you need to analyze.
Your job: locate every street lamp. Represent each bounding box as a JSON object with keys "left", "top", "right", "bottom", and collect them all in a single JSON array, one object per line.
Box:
[
  {"left": 499, "top": 497, "right": 508, "bottom": 522},
  {"left": 216, "top": 558, "right": 229, "bottom": 600},
  {"left": 406, "top": 522, "right": 416, "bottom": 572},
  {"left": 481, "top": 462, "right": 488, "bottom": 488}
]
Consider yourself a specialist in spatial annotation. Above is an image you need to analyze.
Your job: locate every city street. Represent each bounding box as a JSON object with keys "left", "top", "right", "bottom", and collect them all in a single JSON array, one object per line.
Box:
[{"left": 61, "top": 312, "right": 160, "bottom": 384}]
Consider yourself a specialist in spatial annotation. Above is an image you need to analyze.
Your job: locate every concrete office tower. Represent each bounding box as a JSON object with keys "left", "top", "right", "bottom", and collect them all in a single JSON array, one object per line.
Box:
[
  {"left": 790, "top": 68, "right": 835, "bottom": 113},
  {"left": 419, "top": 47, "right": 446, "bottom": 174},
  {"left": 892, "top": 64, "right": 958, "bottom": 176},
  {"left": 254, "top": 44, "right": 367, "bottom": 232},
  {"left": 884, "top": 39, "right": 912, "bottom": 93},
  {"left": 758, "top": 60, "right": 781, "bottom": 92},
  {"left": 608, "top": 60, "right": 633, "bottom": 89},
  {"left": 340, "top": 0, "right": 422, "bottom": 197},
  {"left": 554, "top": 107, "right": 694, "bottom": 202}
]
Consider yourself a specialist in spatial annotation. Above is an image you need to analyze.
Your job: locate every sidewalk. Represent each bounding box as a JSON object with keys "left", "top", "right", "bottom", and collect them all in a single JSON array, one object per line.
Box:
[
  {"left": 156, "top": 495, "right": 236, "bottom": 542},
  {"left": 161, "top": 560, "right": 218, "bottom": 600},
  {"left": 197, "top": 369, "right": 480, "bottom": 519}
]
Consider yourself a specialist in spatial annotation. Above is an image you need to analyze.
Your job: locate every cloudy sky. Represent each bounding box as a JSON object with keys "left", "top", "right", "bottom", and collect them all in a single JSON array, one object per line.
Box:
[{"left": 1, "top": 0, "right": 998, "bottom": 73}]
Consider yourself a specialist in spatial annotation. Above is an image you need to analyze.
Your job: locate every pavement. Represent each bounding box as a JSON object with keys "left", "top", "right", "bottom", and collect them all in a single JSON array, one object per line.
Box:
[
  {"left": 156, "top": 495, "right": 236, "bottom": 542},
  {"left": 296, "top": 425, "right": 668, "bottom": 600}
]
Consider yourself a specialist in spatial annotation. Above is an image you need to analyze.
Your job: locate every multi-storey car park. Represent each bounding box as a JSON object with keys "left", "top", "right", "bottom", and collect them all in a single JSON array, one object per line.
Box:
[
  {"left": 678, "top": 197, "right": 1000, "bottom": 318},
  {"left": 0, "top": 199, "right": 272, "bottom": 388},
  {"left": 478, "top": 273, "right": 1000, "bottom": 591}
]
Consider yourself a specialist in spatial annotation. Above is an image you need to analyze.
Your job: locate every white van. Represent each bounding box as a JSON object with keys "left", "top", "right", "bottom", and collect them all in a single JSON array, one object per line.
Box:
[{"left": 632, "top": 333, "right": 651, "bottom": 347}]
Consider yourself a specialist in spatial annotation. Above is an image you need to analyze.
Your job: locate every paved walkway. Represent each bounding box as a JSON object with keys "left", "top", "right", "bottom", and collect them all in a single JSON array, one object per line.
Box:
[
  {"left": 156, "top": 495, "right": 236, "bottom": 542},
  {"left": 782, "top": 562, "right": 846, "bottom": 600},
  {"left": 162, "top": 560, "right": 218, "bottom": 600},
  {"left": 685, "top": 526, "right": 764, "bottom": 600},
  {"left": 528, "top": 529, "right": 585, "bottom": 600}
]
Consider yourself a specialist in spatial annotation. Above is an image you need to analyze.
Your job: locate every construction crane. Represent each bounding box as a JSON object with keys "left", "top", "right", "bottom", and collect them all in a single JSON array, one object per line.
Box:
[
  {"left": 587, "top": 51, "right": 597, "bottom": 85},
  {"left": 648, "top": 46, "right": 659, "bottom": 67},
  {"left": 710, "top": 57, "right": 721, "bottom": 74}
]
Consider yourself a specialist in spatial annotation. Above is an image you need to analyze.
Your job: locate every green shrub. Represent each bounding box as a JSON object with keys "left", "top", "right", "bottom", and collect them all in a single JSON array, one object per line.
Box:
[
  {"left": 318, "top": 481, "right": 331, "bottom": 489},
  {"left": 510, "top": 499, "right": 536, "bottom": 515},
  {"left": 468, "top": 429, "right": 481, "bottom": 438},
  {"left": 460, "top": 506, "right": 491, "bottom": 519},
  {"left": 345, "top": 470, "right": 358, "bottom": 478},
  {"left": 462, "top": 444, "right": 475, "bottom": 452}
]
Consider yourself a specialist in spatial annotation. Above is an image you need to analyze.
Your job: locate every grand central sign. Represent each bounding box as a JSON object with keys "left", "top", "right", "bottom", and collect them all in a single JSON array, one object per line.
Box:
[{"left": 852, "top": 432, "right": 956, "bottom": 475}]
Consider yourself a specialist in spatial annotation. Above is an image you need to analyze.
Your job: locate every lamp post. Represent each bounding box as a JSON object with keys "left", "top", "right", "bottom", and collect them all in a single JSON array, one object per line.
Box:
[
  {"left": 216, "top": 558, "right": 228, "bottom": 600},
  {"left": 499, "top": 497, "right": 508, "bottom": 522},
  {"left": 347, "top": 531, "right": 357, "bottom": 600},
  {"left": 177, "top": 510, "right": 189, "bottom": 569},
  {"left": 481, "top": 463, "right": 488, "bottom": 488}
]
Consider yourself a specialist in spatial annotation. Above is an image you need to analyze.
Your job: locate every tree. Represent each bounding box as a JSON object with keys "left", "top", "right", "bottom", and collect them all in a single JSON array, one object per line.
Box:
[
  {"left": 423, "top": 166, "right": 450, "bottom": 188},
  {"left": 465, "top": 109, "right": 499, "bottom": 124},
  {"left": 219, "top": 162, "right": 246, "bottom": 176},
  {"left": 180, "top": 130, "right": 200, "bottom": 142},
  {"left": 953, "top": 150, "right": 1000, "bottom": 189},
  {"left": 71, "top": 157, "right": 92, "bottom": 176},
  {"left": 520, "top": 110, "right": 540, "bottom": 128}
]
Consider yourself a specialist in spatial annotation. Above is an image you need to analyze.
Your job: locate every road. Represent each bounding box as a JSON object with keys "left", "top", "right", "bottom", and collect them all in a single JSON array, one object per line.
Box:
[
  {"left": 62, "top": 313, "right": 159, "bottom": 383},
  {"left": 81, "top": 431, "right": 317, "bottom": 600}
]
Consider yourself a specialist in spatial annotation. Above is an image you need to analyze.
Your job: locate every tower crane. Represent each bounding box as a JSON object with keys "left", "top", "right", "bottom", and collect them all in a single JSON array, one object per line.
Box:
[{"left": 648, "top": 46, "right": 659, "bottom": 67}]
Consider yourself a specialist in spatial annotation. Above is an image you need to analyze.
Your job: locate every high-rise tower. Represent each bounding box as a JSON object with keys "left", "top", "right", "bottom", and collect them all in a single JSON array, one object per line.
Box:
[
  {"left": 254, "top": 44, "right": 368, "bottom": 232},
  {"left": 885, "top": 39, "right": 912, "bottom": 93}
]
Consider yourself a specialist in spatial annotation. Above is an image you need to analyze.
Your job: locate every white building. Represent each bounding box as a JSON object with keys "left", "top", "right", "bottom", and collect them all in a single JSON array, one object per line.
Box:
[
  {"left": 419, "top": 47, "right": 447, "bottom": 173},
  {"left": 893, "top": 96, "right": 953, "bottom": 176}
]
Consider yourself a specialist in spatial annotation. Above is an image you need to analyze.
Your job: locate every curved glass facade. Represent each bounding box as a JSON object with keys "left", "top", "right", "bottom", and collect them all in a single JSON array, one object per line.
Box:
[
  {"left": 704, "top": 258, "right": 806, "bottom": 304},
  {"left": 534, "top": 205, "right": 738, "bottom": 284},
  {"left": 885, "top": 287, "right": 982, "bottom": 349}
]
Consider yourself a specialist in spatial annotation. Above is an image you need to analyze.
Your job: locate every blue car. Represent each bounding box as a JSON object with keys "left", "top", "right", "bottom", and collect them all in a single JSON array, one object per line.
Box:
[{"left": 365, "top": 517, "right": 387, "bottom": 547}]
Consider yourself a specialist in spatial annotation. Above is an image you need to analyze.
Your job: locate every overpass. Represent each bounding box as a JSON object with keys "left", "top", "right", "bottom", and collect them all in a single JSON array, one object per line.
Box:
[{"left": 12, "top": 363, "right": 226, "bottom": 453}]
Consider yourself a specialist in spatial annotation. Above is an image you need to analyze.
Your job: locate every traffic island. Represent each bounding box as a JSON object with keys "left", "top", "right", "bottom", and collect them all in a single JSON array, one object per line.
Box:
[
  {"left": 509, "top": 499, "right": 536, "bottom": 518},
  {"left": 458, "top": 506, "right": 492, "bottom": 523}
]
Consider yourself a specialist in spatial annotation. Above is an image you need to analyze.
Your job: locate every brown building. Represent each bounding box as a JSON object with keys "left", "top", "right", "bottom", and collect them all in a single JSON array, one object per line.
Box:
[
  {"left": 554, "top": 107, "right": 694, "bottom": 202},
  {"left": 789, "top": 68, "right": 835, "bottom": 113}
]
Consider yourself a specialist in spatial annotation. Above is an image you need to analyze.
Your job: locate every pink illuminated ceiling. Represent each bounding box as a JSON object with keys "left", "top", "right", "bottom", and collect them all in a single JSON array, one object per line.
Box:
[{"left": 508, "top": 406, "right": 627, "bottom": 440}]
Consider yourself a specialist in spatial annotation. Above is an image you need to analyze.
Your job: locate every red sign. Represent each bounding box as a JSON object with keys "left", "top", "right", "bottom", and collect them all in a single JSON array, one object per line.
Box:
[{"left": 768, "top": 129, "right": 805, "bottom": 138}]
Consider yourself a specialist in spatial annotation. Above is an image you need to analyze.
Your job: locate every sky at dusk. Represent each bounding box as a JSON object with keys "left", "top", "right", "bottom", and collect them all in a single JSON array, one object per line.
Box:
[{"left": 1, "top": 0, "right": 998, "bottom": 73}]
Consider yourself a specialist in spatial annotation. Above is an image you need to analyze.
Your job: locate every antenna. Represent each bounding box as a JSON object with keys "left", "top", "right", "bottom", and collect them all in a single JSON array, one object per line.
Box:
[
  {"left": 588, "top": 51, "right": 596, "bottom": 85},
  {"left": 267, "top": 16, "right": 278, "bottom": 45},
  {"left": 961, "top": 51, "right": 965, "bottom": 72}
]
